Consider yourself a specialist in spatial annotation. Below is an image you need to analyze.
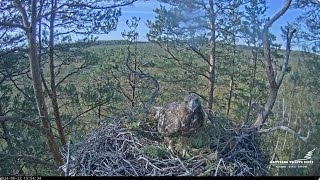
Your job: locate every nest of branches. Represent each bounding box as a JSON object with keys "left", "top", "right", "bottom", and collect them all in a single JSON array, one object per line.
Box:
[{"left": 60, "top": 114, "right": 269, "bottom": 176}]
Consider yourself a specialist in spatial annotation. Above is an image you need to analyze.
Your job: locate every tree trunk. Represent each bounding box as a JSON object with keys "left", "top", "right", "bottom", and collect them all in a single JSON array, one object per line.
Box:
[
  {"left": 29, "top": 20, "right": 63, "bottom": 173},
  {"left": 132, "top": 46, "right": 137, "bottom": 107},
  {"left": 226, "top": 75, "right": 234, "bottom": 116},
  {"left": 254, "top": 0, "right": 293, "bottom": 129},
  {"left": 98, "top": 81, "right": 102, "bottom": 121},
  {"left": 226, "top": 23, "right": 236, "bottom": 116},
  {"left": 245, "top": 48, "right": 258, "bottom": 122},
  {"left": 49, "top": 0, "right": 66, "bottom": 146},
  {"left": 14, "top": 0, "right": 64, "bottom": 172},
  {"left": 208, "top": 0, "right": 216, "bottom": 111},
  {"left": 129, "top": 41, "right": 138, "bottom": 108}
]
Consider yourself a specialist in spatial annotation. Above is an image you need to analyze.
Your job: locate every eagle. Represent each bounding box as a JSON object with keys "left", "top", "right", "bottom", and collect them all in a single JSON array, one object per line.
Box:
[{"left": 153, "top": 93, "right": 207, "bottom": 155}]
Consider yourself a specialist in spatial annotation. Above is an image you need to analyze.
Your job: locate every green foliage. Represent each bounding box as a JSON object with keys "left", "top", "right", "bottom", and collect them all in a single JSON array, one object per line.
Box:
[
  {"left": 126, "top": 120, "right": 142, "bottom": 131},
  {"left": 190, "top": 124, "right": 221, "bottom": 149},
  {"left": 140, "top": 145, "right": 169, "bottom": 159}
]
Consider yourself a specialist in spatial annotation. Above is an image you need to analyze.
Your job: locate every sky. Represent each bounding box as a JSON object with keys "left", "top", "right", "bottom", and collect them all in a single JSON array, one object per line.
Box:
[
  {"left": 99, "top": 0, "right": 161, "bottom": 41},
  {"left": 101, "top": 0, "right": 303, "bottom": 47}
]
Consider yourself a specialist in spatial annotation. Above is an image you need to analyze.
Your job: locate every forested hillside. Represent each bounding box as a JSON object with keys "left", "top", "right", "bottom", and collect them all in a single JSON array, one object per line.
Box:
[{"left": 0, "top": 0, "right": 319, "bottom": 176}]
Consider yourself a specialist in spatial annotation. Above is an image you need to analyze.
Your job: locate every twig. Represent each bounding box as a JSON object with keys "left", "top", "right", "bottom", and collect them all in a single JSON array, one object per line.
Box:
[
  {"left": 65, "top": 136, "right": 71, "bottom": 176},
  {"left": 0, "top": 116, "right": 48, "bottom": 133},
  {"left": 215, "top": 158, "right": 223, "bottom": 176}
]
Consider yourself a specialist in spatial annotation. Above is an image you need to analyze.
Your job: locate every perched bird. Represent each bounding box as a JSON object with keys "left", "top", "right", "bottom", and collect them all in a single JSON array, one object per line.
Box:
[{"left": 154, "top": 93, "right": 207, "bottom": 155}]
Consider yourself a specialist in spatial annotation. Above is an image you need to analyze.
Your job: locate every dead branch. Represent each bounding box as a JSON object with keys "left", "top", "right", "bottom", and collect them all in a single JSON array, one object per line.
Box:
[
  {"left": 62, "top": 100, "right": 109, "bottom": 129},
  {"left": 0, "top": 47, "right": 28, "bottom": 57},
  {"left": 276, "top": 28, "right": 296, "bottom": 87},
  {"left": 254, "top": 0, "right": 294, "bottom": 128},
  {"left": 0, "top": 21, "right": 27, "bottom": 31},
  {"left": 0, "top": 116, "right": 47, "bottom": 133},
  {"left": 215, "top": 158, "right": 223, "bottom": 176},
  {"left": 125, "top": 41, "right": 159, "bottom": 111},
  {"left": 65, "top": 136, "right": 71, "bottom": 176},
  {"left": 186, "top": 42, "right": 211, "bottom": 65},
  {"left": 110, "top": 69, "right": 134, "bottom": 104},
  {"left": 263, "top": 0, "right": 292, "bottom": 31},
  {"left": 8, "top": 76, "right": 38, "bottom": 111},
  {"left": 56, "top": 62, "right": 88, "bottom": 88},
  {"left": 258, "top": 125, "right": 310, "bottom": 143}
]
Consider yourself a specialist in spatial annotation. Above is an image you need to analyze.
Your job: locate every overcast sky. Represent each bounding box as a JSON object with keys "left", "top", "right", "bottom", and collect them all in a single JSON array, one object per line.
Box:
[{"left": 100, "top": 0, "right": 302, "bottom": 47}]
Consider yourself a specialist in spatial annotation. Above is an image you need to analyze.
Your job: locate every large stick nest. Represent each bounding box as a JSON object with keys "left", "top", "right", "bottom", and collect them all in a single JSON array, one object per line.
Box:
[{"left": 60, "top": 113, "right": 269, "bottom": 176}]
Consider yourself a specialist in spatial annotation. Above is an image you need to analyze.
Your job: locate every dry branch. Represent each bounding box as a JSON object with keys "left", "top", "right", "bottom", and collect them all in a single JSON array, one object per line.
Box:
[
  {"left": 125, "top": 41, "right": 159, "bottom": 111},
  {"left": 0, "top": 116, "right": 47, "bottom": 133},
  {"left": 254, "top": 0, "right": 294, "bottom": 128},
  {"left": 60, "top": 118, "right": 268, "bottom": 176},
  {"left": 258, "top": 126, "right": 310, "bottom": 143}
]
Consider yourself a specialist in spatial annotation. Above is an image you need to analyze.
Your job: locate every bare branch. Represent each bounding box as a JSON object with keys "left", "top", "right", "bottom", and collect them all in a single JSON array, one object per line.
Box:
[
  {"left": 40, "top": 70, "right": 52, "bottom": 98},
  {"left": 186, "top": 42, "right": 210, "bottom": 65},
  {"left": 110, "top": 70, "right": 133, "bottom": 104},
  {"left": 0, "top": 116, "right": 48, "bottom": 133},
  {"left": 263, "top": 0, "right": 292, "bottom": 30},
  {"left": 254, "top": 0, "right": 293, "bottom": 128},
  {"left": 0, "top": 22, "right": 27, "bottom": 31},
  {"left": 66, "top": 0, "right": 138, "bottom": 10},
  {"left": 65, "top": 137, "right": 71, "bottom": 176},
  {"left": 262, "top": 0, "right": 292, "bottom": 90},
  {"left": 136, "top": 71, "right": 160, "bottom": 111},
  {"left": 0, "top": 28, "right": 8, "bottom": 39},
  {"left": 8, "top": 75, "right": 38, "bottom": 111},
  {"left": 13, "top": 0, "right": 30, "bottom": 29},
  {"left": 0, "top": 47, "right": 28, "bottom": 57},
  {"left": 62, "top": 101, "right": 108, "bottom": 129},
  {"left": 276, "top": 28, "right": 296, "bottom": 87},
  {"left": 56, "top": 62, "right": 88, "bottom": 88},
  {"left": 215, "top": 158, "right": 223, "bottom": 176},
  {"left": 258, "top": 125, "right": 310, "bottom": 143},
  {"left": 0, "top": 77, "right": 5, "bottom": 85},
  {"left": 37, "top": 0, "right": 46, "bottom": 20},
  {"left": 125, "top": 41, "right": 159, "bottom": 111}
]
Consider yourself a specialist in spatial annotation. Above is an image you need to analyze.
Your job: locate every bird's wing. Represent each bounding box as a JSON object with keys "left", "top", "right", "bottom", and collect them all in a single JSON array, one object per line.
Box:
[
  {"left": 157, "top": 102, "right": 183, "bottom": 136},
  {"left": 179, "top": 106, "right": 192, "bottom": 132}
]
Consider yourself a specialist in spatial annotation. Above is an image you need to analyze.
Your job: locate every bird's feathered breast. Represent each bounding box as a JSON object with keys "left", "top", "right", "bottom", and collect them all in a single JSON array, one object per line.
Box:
[{"left": 155, "top": 94, "right": 206, "bottom": 137}]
